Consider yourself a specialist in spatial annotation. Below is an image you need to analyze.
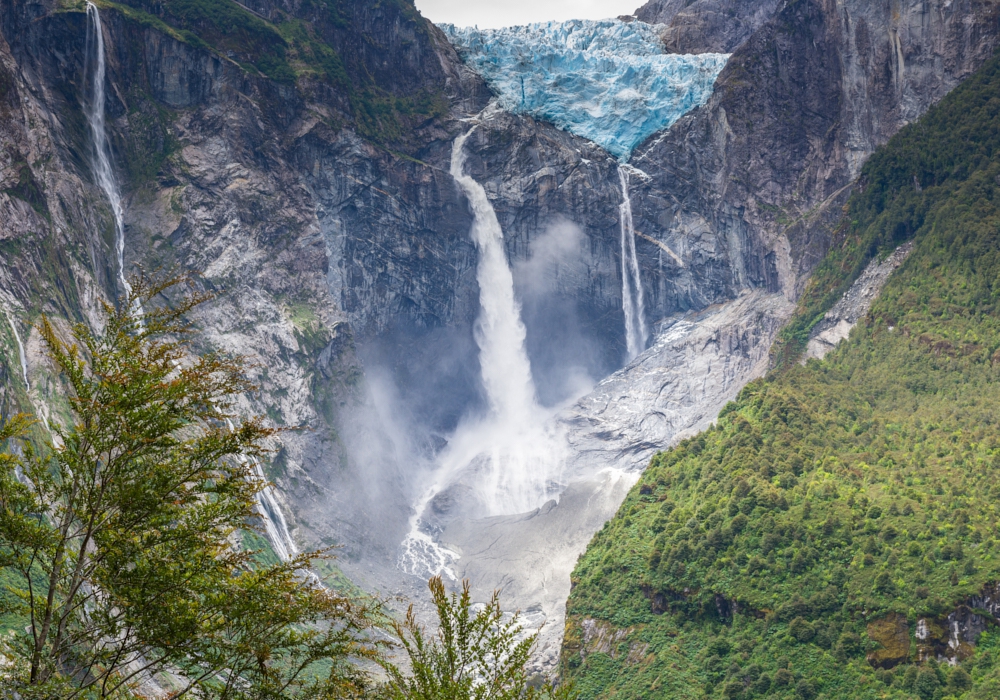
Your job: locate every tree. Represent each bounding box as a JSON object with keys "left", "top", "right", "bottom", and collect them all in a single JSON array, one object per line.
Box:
[
  {"left": 380, "top": 576, "right": 576, "bottom": 700},
  {"left": 0, "top": 274, "right": 379, "bottom": 698}
]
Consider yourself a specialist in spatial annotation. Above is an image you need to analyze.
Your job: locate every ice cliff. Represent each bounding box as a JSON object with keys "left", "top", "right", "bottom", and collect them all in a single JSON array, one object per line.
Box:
[{"left": 439, "top": 19, "right": 730, "bottom": 160}]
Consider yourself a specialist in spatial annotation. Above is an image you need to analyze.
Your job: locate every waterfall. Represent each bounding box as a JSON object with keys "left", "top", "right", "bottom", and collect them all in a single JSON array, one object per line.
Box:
[
  {"left": 618, "top": 165, "right": 647, "bottom": 360},
  {"left": 224, "top": 418, "right": 297, "bottom": 563},
  {"left": 5, "top": 306, "right": 58, "bottom": 442},
  {"left": 4, "top": 310, "right": 29, "bottom": 390},
  {"left": 250, "top": 457, "right": 298, "bottom": 562},
  {"left": 84, "top": 2, "right": 130, "bottom": 300},
  {"left": 448, "top": 127, "right": 561, "bottom": 514},
  {"left": 79, "top": 5, "right": 301, "bottom": 575},
  {"left": 399, "top": 127, "right": 566, "bottom": 578},
  {"left": 451, "top": 129, "right": 538, "bottom": 430}
]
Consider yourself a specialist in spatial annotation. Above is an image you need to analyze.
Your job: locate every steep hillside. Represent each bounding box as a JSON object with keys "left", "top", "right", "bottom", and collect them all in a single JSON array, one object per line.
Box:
[{"left": 563, "top": 50, "right": 1000, "bottom": 699}]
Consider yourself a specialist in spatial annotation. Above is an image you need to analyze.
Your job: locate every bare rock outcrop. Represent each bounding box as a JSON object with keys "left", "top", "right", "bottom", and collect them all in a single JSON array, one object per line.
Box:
[{"left": 805, "top": 241, "right": 914, "bottom": 361}]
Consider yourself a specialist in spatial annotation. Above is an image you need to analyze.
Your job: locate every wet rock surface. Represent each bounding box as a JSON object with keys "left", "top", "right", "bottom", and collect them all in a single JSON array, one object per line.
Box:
[
  {"left": 863, "top": 583, "right": 1000, "bottom": 668},
  {"left": 868, "top": 613, "right": 912, "bottom": 669}
]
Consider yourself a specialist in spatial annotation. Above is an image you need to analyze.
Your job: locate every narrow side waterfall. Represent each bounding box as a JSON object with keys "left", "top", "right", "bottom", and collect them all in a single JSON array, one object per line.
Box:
[
  {"left": 82, "top": 10, "right": 298, "bottom": 566},
  {"left": 4, "top": 310, "right": 29, "bottom": 390},
  {"left": 224, "top": 417, "right": 298, "bottom": 563},
  {"left": 82, "top": 2, "right": 304, "bottom": 581},
  {"left": 250, "top": 458, "right": 298, "bottom": 562},
  {"left": 84, "top": 2, "right": 130, "bottom": 300},
  {"left": 618, "top": 165, "right": 647, "bottom": 360},
  {"left": 82, "top": 6, "right": 299, "bottom": 573},
  {"left": 399, "top": 127, "right": 566, "bottom": 578}
]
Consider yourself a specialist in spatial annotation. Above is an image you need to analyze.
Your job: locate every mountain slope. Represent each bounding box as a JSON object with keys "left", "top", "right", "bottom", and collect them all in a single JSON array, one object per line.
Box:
[{"left": 562, "top": 48, "right": 1000, "bottom": 700}]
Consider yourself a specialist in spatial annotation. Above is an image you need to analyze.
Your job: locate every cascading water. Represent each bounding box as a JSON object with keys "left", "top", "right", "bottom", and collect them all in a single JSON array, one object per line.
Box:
[
  {"left": 618, "top": 165, "right": 648, "bottom": 360},
  {"left": 84, "top": 2, "right": 130, "bottom": 300},
  {"left": 4, "top": 310, "right": 29, "bottom": 390},
  {"left": 452, "top": 128, "right": 537, "bottom": 442},
  {"left": 224, "top": 418, "right": 298, "bottom": 563},
  {"left": 447, "top": 127, "right": 562, "bottom": 514},
  {"left": 250, "top": 457, "right": 298, "bottom": 562},
  {"left": 399, "top": 126, "right": 566, "bottom": 578}
]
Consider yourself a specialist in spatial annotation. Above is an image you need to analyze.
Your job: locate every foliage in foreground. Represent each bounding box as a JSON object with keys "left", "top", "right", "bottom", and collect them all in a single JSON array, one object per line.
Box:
[
  {"left": 0, "top": 275, "right": 378, "bottom": 698},
  {"left": 0, "top": 274, "right": 574, "bottom": 699},
  {"left": 380, "top": 576, "right": 576, "bottom": 700},
  {"left": 562, "top": 43, "right": 1000, "bottom": 700}
]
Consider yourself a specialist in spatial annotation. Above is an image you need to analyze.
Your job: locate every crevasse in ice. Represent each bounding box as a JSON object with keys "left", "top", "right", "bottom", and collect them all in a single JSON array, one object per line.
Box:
[{"left": 440, "top": 19, "right": 730, "bottom": 160}]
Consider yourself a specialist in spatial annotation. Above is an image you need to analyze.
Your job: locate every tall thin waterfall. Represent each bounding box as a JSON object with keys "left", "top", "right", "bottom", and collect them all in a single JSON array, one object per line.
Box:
[
  {"left": 4, "top": 310, "right": 29, "bottom": 389},
  {"left": 83, "top": 6, "right": 298, "bottom": 567},
  {"left": 618, "top": 165, "right": 647, "bottom": 360},
  {"left": 84, "top": 2, "right": 130, "bottom": 300},
  {"left": 224, "top": 417, "right": 298, "bottom": 563}
]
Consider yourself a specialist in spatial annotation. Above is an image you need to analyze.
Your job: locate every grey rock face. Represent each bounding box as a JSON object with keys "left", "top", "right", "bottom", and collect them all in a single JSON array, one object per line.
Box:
[
  {"left": 627, "top": 0, "right": 1000, "bottom": 314},
  {"left": 560, "top": 291, "right": 795, "bottom": 478},
  {"left": 634, "top": 0, "right": 783, "bottom": 53}
]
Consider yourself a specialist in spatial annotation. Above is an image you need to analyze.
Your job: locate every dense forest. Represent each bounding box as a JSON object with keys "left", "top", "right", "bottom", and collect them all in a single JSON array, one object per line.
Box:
[{"left": 562, "top": 46, "right": 1000, "bottom": 700}]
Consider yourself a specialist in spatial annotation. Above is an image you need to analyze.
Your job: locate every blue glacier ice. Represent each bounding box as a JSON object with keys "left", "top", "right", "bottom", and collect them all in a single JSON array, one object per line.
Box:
[{"left": 440, "top": 19, "right": 730, "bottom": 160}]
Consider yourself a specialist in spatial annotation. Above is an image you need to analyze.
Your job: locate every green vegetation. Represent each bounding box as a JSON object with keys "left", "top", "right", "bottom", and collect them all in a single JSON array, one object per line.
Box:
[
  {"left": 0, "top": 275, "right": 379, "bottom": 697},
  {"left": 381, "top": 577, "right": 577, "bottom": 700},
  {"left": 563, "top": 50, "right": 1000, "bottom": 700}
]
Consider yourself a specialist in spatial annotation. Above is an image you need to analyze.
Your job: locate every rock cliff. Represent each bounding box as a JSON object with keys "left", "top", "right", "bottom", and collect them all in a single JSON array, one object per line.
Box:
[{"left": 634, "top": 0, "right": 782, "bottom": 53}]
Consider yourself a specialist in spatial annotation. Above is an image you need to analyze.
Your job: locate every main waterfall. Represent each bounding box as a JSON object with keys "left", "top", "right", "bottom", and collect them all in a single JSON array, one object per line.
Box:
[{"left": 399, "top": 127, "right": 566, "bottom": 578}]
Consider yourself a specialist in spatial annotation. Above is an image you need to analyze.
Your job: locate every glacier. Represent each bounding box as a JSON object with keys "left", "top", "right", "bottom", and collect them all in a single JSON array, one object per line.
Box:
[{"left": 440, "top": 19, "right": 730, "bottom": 160}]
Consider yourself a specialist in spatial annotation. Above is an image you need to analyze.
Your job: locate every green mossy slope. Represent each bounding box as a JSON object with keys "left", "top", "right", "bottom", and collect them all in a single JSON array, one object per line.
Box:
[{"left": 562, "top": 52, "right": 1000, "bottom": 700}]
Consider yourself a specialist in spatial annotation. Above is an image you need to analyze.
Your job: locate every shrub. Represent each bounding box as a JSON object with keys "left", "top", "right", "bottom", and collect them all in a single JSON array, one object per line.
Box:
[{"left": 796, "top": 678, "right": 818, "bottom": 700}]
